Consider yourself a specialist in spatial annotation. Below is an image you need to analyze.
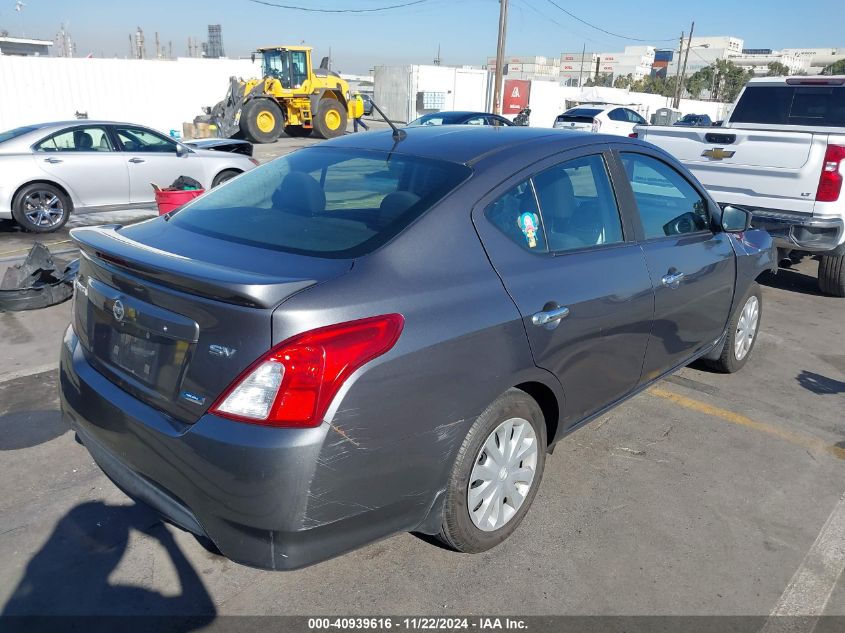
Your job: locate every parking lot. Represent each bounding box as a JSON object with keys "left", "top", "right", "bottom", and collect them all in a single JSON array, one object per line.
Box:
[{"left": 0, "top": 130, "right": 843, "bottom": 621}]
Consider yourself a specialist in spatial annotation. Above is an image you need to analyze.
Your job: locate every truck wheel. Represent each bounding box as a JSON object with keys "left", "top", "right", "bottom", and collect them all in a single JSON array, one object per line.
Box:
[
  {"left": 240, "top": 99, "right": 283, "bottom": 144},
  {"left": 313, "top": 99, "right": 347, "bottom": 139},
  {"left": 438, "top": 389, "right": 546, "bottom": 553},
  {"left": 12, "top": 183, "right": 71, "bottom": 233},
  {"left": 818, "top": 254, "right": 845, "bottom": 297},
  {"left": 704, "top": 283, "right": 762, "bottom": 374},
  {"left": 284, "top": 125, "right": 313, "bottom": 138}
]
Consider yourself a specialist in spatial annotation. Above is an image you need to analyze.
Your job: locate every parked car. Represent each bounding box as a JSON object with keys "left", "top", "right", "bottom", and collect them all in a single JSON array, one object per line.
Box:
[
  {"left": 637, "top": 76, "right": 845, "bottom": 296},
  {"left": 61, "top": 126, "right": 773, "bottom": 570},
  {"left": 673, "top": 113, "right": 713, "bottom": 127},
  {"left": 0, "top": 121, "right": 258, "bottom": 233},
  {"left": 406, "top": 111, "right": 514, "bottom": 127},
  {"left": 553, "top": 105, "right": 647, "bottom": 136},
  {"left": 360, "top": 94, "right": 374, "bottom": 116}
]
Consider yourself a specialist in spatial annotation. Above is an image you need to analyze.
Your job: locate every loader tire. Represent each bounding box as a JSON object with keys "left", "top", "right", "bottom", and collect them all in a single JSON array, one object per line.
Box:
[
  {"left": 284, "top": 125, "right": 313, "bottom": 138},
  {"left": 818, "top": 254, "right": 845, "bottom": 297},
  {"left": 240, "top": 99, "right": 283, "bottom": 144},
  {"left": 313, "top": 99, "right": 347, "bottom": 139}
]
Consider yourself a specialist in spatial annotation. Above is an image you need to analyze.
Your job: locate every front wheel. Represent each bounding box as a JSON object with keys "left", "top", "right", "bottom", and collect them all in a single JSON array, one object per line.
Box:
[
  {"left": 438, "top": 389, "right": 546, "bottom": 553},
  {"left": 705, "top": 283, "right": 762, "bottom": 373},
  {"left": 818, "top": 254, "right": 845, "bottom": 297},
  {"left": 212, "top": 169, "right": 241, "bottom": 187},
  {"left": 239, "top": 99, "right": 283, "bottom": 144}
]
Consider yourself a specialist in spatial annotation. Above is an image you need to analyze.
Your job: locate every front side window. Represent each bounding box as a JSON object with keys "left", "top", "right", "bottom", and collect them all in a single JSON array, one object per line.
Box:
[
  {"left": 533, "top": 154, "right": 624, "bottom": 252},
  {"left": 626, "top": 109, "right": 647, "bottom": 124},
  {"left": 35, "top": 127, "right": 113, "bottom": 152},
  {"left": 620, "top": 153, "right": 711, "bottom": 239},
  {"left": 290, "top": 51, "right": 308, "bottom": 88},
  {"left": 115, "top": 127, "right": 177, "bottom": 153},
  {"left": 169, "top": 147, "right": 471, "bottom": 258}
]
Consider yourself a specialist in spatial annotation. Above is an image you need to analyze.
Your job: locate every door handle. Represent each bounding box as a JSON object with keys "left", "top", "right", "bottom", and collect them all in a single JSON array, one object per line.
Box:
[
  {"left": 128, "top": 158, "right": 145, "bottom": 164},
  {"left": 661, "top": 271, "right": 685, "bottom": 289},
  {"left": 531, "top": 306, "right": 570, "bottom": 327},
  {"left": 44, "top": 157, "right": 63, "bottom": 164}
]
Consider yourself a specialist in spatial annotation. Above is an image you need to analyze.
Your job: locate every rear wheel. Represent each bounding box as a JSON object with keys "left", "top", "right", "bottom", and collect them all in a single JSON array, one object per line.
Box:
[
  {"left": 240, "top": 99, "right": 283, "bottom": 144},
  {"left": 313, "top": 99, "right": 347, "bottom": 139},
  {"left": 284, "top": 125, "right": 313, "bottom": 138},
  {"left": 12, "top": 183, "right": 71, "bottom": 233},
  {"left": 705, "top": 283, "right": 762, "bottom": 373},
  {"left": 438, "top": 389, "right": 546, "bottom": 553},
  {"left": 818, "top": 254, "right": 845, "bottom": 297}
]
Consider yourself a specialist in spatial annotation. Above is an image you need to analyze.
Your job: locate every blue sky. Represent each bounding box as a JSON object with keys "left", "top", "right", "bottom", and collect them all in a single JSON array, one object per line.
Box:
[{"left": 1, "top": 0, "right": 842, "bottom": 73}]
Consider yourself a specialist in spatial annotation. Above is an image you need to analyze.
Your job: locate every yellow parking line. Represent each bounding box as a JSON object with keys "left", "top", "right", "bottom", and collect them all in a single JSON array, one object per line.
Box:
[
  {"left": 0, "top": 239, "right": 72, "bottom": 257},
  {"left": 649, "top": 386, "right": 845, "bottom": 461}
]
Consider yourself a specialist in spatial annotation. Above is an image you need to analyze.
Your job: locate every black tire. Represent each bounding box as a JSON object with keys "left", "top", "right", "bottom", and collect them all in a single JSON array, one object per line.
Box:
[
  {"left": 239, "top": 99, "right": 283, "bottom": 144},
  {"left": 211, "top": 169, "right": 241, "bottom": 188},
  {"left": 438, "top": 389, "right": 547, "bottom": 553},
  {"left": 12, "top": 182, "right": 71, "bottom": 233},
  {"left": 704, "top": 282, "right": 762, "bottom": 373},
  {"left": 313, "top": 99, "right": 347, "bottom": 139},
  {"left": 818, "top": 254, "right": 845, "bottom": 297},
  {"left": 284, "top": 125, "right": 313, "bottom": 138}
]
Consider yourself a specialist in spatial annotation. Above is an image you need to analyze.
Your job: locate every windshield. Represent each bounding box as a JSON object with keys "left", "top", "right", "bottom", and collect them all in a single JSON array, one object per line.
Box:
[
  {"left": 169, "top": 147, "right": 472, "bottom": 258},
  {"left": 0, "top": 125, "right": 39, "bottom": 145}
]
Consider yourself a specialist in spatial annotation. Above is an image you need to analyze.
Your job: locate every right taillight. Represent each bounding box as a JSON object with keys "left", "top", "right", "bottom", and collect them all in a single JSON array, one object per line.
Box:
[
  {"left": 817, "top": 144, "right": 845, "bottom": 202},
  {"left": 211, "top": 314, "right": 404, "bottom": 428}
]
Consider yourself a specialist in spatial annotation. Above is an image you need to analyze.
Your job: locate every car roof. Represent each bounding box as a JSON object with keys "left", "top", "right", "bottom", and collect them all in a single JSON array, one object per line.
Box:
[
  {"left": 317, "top": 125, "right": 638, "bottom": 165},
  {"left": 419, "top": 111, "right": 493, "bottom": 118}
]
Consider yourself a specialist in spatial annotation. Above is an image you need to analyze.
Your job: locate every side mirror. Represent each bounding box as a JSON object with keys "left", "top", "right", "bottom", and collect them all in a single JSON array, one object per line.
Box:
[
  {"left": 721, "top": 205, "right": 752, "bottom": 233},
  {"left": 176, "top": 144, "right": 192, "bottom": 157}
]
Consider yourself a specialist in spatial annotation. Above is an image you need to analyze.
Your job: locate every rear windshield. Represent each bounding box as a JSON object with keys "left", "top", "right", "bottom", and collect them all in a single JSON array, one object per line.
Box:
[
  {"left": 0, "top": 125, "right": 38, "bottom": 144},
  {"left": 169, "top": 147, "right": 471, "bottom": 258},
  {"left": 560, "top": 108, "right": 602, "bottom": 119},
  {"left": 731, "top": 85, "right": 845, "bottom": 126}
]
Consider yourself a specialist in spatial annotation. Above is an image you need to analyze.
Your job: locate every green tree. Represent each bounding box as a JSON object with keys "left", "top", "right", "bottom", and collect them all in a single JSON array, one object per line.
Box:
[
  {"left": 613, "top": 73, "right": 634, "bottom": 89},
  {"left": 822, "top": 59, "right": 845, "bottom": 75},
  {"left": 685, "top": 66, "right": 714, "bottom": 99},
  {"left": 766, "top": 61, "right": 791, "bottom": 77}
]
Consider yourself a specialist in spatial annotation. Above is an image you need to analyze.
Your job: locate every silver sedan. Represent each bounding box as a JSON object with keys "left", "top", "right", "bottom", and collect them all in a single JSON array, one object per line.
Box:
[{"left": 0, "top": 121, "right": 258, "bottom": 232}]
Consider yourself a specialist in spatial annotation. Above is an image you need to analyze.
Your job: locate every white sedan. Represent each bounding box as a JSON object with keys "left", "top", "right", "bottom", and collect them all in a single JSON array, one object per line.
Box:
[
  {"left": 0, "top": 121, "right": 258, "bottom": 232},
  {"left": 553, "top": 105, "right": 648, "bottom": 137}
]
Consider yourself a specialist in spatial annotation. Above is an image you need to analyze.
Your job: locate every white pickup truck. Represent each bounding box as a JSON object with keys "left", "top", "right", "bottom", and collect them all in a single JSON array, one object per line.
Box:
[{"left": 637, "top": 76, "right": 845, "bottom": 296}]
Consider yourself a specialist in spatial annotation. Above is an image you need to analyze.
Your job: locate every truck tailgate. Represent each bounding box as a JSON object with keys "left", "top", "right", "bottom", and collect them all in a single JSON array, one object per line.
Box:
[{"left": 638, "top": 126, "right": 828, "bottom": 214}]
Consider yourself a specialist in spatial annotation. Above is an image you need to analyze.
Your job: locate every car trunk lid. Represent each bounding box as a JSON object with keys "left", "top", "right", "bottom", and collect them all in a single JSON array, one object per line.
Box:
[{"left": 71, "top": 221, "right": 352, "bottom": 424}]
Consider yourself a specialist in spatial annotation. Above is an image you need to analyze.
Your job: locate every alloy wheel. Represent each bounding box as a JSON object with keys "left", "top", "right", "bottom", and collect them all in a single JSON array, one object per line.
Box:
[
  {"left": 23, "top": 191, "right": 65, "bottom": 228},
  {"left": 734, "top": 295, "right": 759, "bottom": 361}
]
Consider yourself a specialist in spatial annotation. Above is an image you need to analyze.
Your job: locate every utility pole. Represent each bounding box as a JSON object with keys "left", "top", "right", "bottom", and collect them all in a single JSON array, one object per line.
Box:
[
  {"left": 492, "top": 0, "right": 509, "bottom": 115},
  {"left": 578, "top": 43, "right": 585, "bottom": 88},
  {"left": 673, "top": 21, "right": 694, "bottom": 109},
  {"left": 673, "top": 31, "right": 684, "bottom": 106}
]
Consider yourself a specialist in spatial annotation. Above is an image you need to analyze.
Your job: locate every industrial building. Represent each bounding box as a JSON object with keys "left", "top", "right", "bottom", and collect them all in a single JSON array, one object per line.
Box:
[{"left": 0, "top": 36, "right": 52, "bottom": 56}]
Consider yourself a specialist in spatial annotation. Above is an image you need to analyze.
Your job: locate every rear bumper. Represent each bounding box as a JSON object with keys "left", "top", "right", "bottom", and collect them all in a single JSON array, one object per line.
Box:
[
  {"left": 59, "top": 326, "right": 430, "bottom": 570},
  {"left": 749, "top": 208, "right": 845, "bottom": 254}
]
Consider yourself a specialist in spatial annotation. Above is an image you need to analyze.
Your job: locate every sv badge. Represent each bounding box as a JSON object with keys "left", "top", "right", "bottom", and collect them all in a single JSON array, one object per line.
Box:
[{"left": 209, "top": 344, "right": 237, "bottom": 359}]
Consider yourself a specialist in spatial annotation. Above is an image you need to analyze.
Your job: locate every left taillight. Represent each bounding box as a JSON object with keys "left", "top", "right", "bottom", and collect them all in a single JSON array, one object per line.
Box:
[{"left": 211, "top": 314, "right": 404, "bottom": 428}]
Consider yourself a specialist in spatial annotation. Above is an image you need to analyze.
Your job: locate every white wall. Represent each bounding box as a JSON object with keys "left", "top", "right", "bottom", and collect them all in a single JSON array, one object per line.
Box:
[{"left": 0, "top": 56, "right": 259, "bottom": 135}]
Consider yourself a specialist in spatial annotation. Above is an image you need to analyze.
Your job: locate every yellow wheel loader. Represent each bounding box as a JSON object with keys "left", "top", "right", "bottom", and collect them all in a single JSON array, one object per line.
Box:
[{"left": 202, "top": 46, "right": 363, "bottom": 143}]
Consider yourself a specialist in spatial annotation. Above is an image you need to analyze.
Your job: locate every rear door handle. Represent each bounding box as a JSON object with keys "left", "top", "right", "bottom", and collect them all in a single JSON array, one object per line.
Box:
[
  {"left": 44, "top": 157, "right": 63, "bottom": 164},
  {"left": 661, "top": 271, "right": 685, "bottom": 289},
  {"left": 128, "top": 157, "right": 145, "bottom": 164},
  {"left": 531, "top": 306, "right": 570, "bottom": 327}
]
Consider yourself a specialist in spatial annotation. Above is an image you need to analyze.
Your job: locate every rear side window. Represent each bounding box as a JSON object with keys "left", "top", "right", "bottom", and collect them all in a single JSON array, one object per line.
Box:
[
  {"left": 35, "top": 127, "right": 113, "bottom": 152},
  {"left": 485, "top": 181, "right": 547, "bottom": 253},
  {"left": 620, "top": 153, "right": 710, "bottom": 239},
  {"left": 731, "top": 85, "right": 845, "bottom": 126},
  {"left": 169, "top": 147, "right": 471, "bottom": 258},
  {"left": 533, "top": 155, "right": 624, "bottom": 252}
]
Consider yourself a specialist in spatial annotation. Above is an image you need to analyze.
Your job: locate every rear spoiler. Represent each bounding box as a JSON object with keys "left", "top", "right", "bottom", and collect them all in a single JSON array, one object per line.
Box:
[{"left": 71, "top": 225, "right": 316, "bottom": 309}]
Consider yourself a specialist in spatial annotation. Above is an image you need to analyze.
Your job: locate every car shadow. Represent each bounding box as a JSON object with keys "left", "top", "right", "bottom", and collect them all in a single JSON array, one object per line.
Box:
[
  {"left": 2, "top": 501, "right": 216, "bottom": 625},
  {"left": 758, "top": 268, "right": 826, "bottom": 297},
  {"left": 797, "top": 370, "right": 845, "bottom": 395}
]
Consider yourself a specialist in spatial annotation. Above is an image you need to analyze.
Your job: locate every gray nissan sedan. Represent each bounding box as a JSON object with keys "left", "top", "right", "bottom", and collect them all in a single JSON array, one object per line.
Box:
[{"left": 60, "top": 126, "right": 774, "bottom": 570}]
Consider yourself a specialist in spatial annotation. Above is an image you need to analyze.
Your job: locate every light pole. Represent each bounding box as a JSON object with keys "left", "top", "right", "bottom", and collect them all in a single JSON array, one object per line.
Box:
[{"left": 492, "top": 0, "right": 509, "bottom": 115}]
